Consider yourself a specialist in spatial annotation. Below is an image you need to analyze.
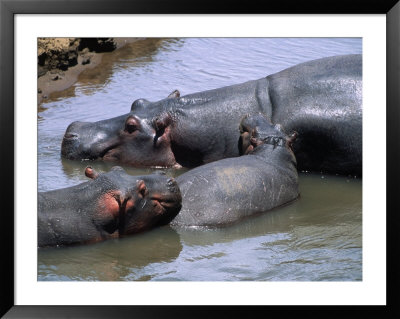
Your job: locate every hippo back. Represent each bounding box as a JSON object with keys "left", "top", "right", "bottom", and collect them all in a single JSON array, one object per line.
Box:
[
  {"left": 172, "top": 154, "right": 298, "bottom": 227},
  {"left": 266, "top": 54, "right": 362, "bottom": 175}
]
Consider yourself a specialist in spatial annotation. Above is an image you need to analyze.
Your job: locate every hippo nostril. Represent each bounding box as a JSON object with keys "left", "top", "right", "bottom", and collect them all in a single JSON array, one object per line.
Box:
[
  {"left": 167, "top": 178, "right": 176, "bottom": 185},
  {"left": 166, "top": 178, "right": 179, "bottom": 193}
]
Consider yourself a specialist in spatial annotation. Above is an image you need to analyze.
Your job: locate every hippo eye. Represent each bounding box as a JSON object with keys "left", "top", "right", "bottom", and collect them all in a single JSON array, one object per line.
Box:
[
  {"left": 125, "top": 123, "right": 137, "bottom": 133},
  {"left": 125, "top": 117, "right": 139, "bottom": 134}
]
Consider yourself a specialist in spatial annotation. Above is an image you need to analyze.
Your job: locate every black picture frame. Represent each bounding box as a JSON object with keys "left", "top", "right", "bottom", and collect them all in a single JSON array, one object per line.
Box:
[{"left": 1, "top": 0, "right": 399, "bottom": 318}]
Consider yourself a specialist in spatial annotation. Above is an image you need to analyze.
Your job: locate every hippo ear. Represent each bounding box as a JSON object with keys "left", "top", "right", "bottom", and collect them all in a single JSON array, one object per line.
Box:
[
  {"left": 152, "top": 113, "right": 173, "bottom": 146},
  {"left": 286, "top": 131, "right": 298, "bottom": 147},
  {"left": 167, "top": 90, "right": 180, "bottom": 98},
  {"left": 153, "top": 112, "right": 172, "bottom": 132},
  {"left": 85, "top": 166, "right": 99, "bottom": 179},
  {"left": 131, "top": 98, "right": 150, "bottom": 111}
]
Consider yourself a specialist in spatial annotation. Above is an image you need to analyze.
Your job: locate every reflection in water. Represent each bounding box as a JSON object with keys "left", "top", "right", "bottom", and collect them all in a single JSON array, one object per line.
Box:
[
  {"left": 77, "top": 38, "right": 179, "bottom": 87},
  {"left": 45, "top": 38, "right": 181, "bottom": 103},
  {"left": 38, "top": 226, "right": 182, "bottom": 281}
]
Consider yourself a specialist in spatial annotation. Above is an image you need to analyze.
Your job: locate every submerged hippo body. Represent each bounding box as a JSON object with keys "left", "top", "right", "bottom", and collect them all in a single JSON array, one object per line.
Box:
[
  {"left": 171, "top": 114, "right": 298, "bottom": 227},
  {"left": 62, "top": 54, "right": 362, "bottom": 176},
  {"left": 38, "top": 167, "right": 182, "bottom": 247}
]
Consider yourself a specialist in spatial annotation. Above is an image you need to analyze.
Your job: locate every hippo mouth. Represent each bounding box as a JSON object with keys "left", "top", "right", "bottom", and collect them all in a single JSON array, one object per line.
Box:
[
  {"left": 99, "top": 146, "right": 119, "bottom": 161},
  {"left": 61, "top": 133, "right": 121, "bottom": 161}
]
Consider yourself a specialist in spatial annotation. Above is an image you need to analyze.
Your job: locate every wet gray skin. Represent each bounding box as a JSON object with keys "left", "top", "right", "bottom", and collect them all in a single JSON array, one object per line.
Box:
[
  {"left": 61, "top": 54, "right": 362, "bottom": 176},
  {"left": 170, "top": 113, "right": 299, "bottom": 227},
  {"left": 38, "top": 166, "right": 182, "bottom": 247}
]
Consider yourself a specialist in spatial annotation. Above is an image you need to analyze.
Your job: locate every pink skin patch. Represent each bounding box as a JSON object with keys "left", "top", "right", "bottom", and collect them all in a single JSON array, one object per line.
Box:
[
  {"left": 102, "top": 125, "right": 177, "bottom": 167},
  {"left": 85, "top": 166, "right": 99, "bottom": 179},
  {"left": 125, "top": 198, "right": 135, "bottom": 212},
  {"left": 95, "top": 180, "right": 146, "bottom": 222},
  {"left": 96, "top": 191, "right": 123, "bottom": 219},
  {"left": 240, "top": 131, "right": 253, "bottom": 154},
  {"left": 96, "top": 190, "right": 136, "bottom": 220},
  {"left": 155, "top": 126, "right": 171, "bottom": 146},
  {"left": 137, "top": 180, "right": 148, "bottom": 198}
]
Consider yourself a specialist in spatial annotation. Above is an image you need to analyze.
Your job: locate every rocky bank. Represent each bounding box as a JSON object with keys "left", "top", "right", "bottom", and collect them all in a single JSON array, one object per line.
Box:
[{"left": 37, "top": 37, "right": 139, "bottom": 105}]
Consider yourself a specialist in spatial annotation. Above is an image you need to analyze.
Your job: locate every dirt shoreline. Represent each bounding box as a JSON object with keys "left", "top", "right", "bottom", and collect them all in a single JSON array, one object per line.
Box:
[{"left": 37, "top": 38, "right": 140, "bottom": 105}]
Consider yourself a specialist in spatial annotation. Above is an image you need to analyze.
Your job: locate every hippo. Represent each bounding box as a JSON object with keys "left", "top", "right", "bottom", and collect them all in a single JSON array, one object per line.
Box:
[
  {"left": 61, "top": 54, "right": 362, "bottom": 176},
  {"left": 170, "top": 113, "right": 299, "bottom": 227},
  {"left": 38, "top": 166, "right": 182, "bottom": 247}
]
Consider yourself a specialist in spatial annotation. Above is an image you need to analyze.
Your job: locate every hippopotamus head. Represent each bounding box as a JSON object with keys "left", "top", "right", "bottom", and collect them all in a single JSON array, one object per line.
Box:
[
  {"left": 84, "top": 166, "right": 182, "bottom": 235},
  {"left": 61, "top": 92, "right": 180, "bottom": 168},
  {"left": 239, "top": 113, "right": 298, "bottom": 155}
]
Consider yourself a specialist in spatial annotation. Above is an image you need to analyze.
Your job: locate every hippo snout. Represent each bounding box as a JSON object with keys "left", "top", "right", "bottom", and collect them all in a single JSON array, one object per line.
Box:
[
  {"left": 61, "top": 121, "right": 114, "bottom": 160},
  {"left": 61, "top": 125, "right": 83, "bottom": 159},
  {"left": 64, "top": 121, "right": 89, "bottom": 135},
  {"left": 61, "top": 121, "right": 87, "bottom": 157}
]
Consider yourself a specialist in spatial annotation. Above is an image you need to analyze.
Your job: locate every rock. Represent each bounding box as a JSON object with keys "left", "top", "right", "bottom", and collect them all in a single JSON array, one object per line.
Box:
[
  {"left": 37, "top": 38, "right": 79, "bottom": 75},
  {"left": 82, "top": 57, "right": 91, "bottom": 65},
  {"left": 37, "top": 38, "right": 120, "bottom": 78},
  {"left": 78, "top": 38, "right": 117, "bottom": 52}
]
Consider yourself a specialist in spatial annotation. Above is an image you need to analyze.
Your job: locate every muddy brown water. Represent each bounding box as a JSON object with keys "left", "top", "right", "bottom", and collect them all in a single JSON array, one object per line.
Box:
[{"left": 38, "top": 38, "right": 362, "bottom": 281}]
